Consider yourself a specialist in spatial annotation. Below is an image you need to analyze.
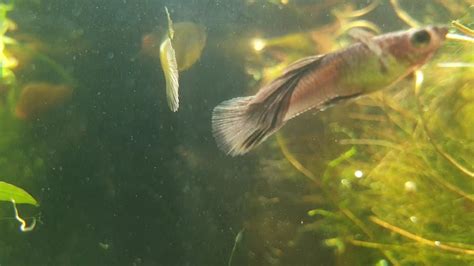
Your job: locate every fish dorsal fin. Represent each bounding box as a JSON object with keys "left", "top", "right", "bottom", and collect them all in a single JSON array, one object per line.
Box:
[
  {"left": 256, "top": 55, "right": 325, "bottom": 101},
  {"left": 283, "top": 55, "right": 325, "bottom": 75},
  {"left": 242, "top": 55, "right": 325, "bottom": 147}
]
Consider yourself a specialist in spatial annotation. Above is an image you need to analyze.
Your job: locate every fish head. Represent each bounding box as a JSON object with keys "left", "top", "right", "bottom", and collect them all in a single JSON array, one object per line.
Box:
[
  {"left": 403, "top": 25, "right": 448, "bottom": 65},
  {"left": 410, "top": 26, "right": 447, "bottom": 50},
  {"left": 384, "top": 26, "right": 448, "bottom": 68}
]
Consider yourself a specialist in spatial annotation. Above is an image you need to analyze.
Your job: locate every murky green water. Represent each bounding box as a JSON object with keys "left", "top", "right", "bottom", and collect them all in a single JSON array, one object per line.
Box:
[{"left": 0, "top": 0, "right": 472, "bottom": 265}]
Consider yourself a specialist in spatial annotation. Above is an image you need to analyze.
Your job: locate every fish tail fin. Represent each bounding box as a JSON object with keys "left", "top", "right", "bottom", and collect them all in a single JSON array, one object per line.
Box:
[
  {"left": 212, "top": 55, "right": 323, "bottom": 156},
  {"left": 212, "top": 96, "right": 285, "bottom": 156}
]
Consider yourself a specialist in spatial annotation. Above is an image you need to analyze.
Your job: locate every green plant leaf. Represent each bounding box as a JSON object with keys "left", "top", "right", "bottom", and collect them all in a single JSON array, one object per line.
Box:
[{"left": 0, "top": 181, "right": 38, "bottom": 206}]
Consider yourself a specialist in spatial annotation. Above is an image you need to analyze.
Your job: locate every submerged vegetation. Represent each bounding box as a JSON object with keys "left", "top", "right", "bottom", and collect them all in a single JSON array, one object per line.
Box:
[
  {"left": 0, "top": 1, "right": 42, "bottom": 236},
  {"left": 0, "top": 0, "right": 67, "bottom": 234},
  {"left": 0, "top": 181, "right": 37, "bottom": 205},
  {"left": 239, "top": 1, "right": 473, "bottom": 265},
  {"left": 290, "top": 50, "right": 474, "bottom": 264}
]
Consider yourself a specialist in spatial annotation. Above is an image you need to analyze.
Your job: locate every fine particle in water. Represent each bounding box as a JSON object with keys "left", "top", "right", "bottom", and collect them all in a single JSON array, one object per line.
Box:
[{"left": 341, "top": 179, "right": 351, "bottom": 188}]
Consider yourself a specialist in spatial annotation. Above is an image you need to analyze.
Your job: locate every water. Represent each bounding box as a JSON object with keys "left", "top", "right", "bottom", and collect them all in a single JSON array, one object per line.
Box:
[{"left": 0, "top": 0, "right": 472, "bottom": 265}]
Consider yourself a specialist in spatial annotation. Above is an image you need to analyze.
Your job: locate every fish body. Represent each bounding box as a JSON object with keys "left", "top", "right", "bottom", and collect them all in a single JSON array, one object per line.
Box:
[
  {"left": 159, "top": 21, "right": 207, "bottom": 112},
  {"left": 15, "top": 82, "right": 73, "bottom": 120},
  {"left": 142, "top": 7, "right": 207, "bottom": 112},
  {"left": 160, "top": 36, "right": 180, "bottom": 112},
  {"left": 172, "top": 22, "right": 207, "bottom": 71},
  {"left": 212, "top": 26, "right": 448, "bottom": 156},
  {"left": 160, "top": 7, "right": 180, "bottom": 112},
  {"left": 142, "top": 22, "right": 207, "bottom": 71},
  {"left": 142, "top": 7, "right": 206, "bottom": 112}
]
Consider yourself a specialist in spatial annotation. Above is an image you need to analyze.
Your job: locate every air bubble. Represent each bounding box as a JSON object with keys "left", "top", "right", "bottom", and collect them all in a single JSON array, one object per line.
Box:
[{"left": 404, "top": 181, "right": 417, "bottom": 192}]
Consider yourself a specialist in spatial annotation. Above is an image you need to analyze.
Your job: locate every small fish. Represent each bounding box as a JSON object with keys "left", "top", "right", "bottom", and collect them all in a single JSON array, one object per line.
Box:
[
  {"left": 172, "top": 22, "right": 207, "bottom": 71},
  {"left": 141, "top": 23, "right": 206, "bottom": 71},
  {"left": 155, "top": 7, "right": 207, "bottom": 112},
  {"left": 212, "top": 26, "right": 448, "bottom": 156},
  {"left": 160, "top": 7, "right": 180, "bottom": 112},
  {"left": 15, "top": 82, "right": 73, "bottom": 120}
]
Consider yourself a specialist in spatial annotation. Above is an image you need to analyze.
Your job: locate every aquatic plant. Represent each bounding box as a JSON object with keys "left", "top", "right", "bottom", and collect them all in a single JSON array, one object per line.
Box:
[
  {"left": 295, "top": 40, "right": 474, "bottom": 264},
  {"left": 0, "top": 3, "right": 17, "bottom": 87},
  {"left": 0, "top": 0, "right": 74, "bottom": 180},
  {"left": 0, "top": 181, "right": 37, "bottom": 205},
  {"left": 0, "top": 181, "right": 38, "bottom": 232},
  {"left": 0, "top": 1, "right": 44, "bottom": 235}
]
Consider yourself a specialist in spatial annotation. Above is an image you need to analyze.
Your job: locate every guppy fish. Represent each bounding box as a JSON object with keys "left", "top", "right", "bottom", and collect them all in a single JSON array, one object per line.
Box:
[{"left": 212, "top": 26, "right": 448, "bottom": 156}]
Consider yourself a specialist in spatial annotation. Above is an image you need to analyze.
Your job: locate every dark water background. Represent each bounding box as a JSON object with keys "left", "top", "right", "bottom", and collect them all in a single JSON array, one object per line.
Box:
[{"left": 3, "top": 1, "right": 268, "bottom": 265}]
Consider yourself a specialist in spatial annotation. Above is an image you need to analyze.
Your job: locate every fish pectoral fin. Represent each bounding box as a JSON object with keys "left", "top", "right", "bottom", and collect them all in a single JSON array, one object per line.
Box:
[
  {"left": 348, "top": 28, "right": 376, "bottom": 41},
  {"left": 348, "top": 28, "right": 389, "bottom": 72}
]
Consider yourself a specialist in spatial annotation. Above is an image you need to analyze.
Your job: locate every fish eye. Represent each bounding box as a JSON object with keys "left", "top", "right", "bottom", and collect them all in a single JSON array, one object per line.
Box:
[{"left": 411, "top": 30, "right": 431, "bottom": 47}]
